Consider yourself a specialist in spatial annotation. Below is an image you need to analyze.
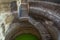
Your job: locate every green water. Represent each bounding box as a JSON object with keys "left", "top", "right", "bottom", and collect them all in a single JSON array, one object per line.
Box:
[{"left": 15, "top": 33, "right": 39, "bottom": 40}]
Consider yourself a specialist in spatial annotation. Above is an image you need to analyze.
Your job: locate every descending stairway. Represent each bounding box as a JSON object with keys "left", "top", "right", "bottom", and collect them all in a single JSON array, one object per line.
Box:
[{"left": 4, "top": 1, "right": 60, "bottom": 40}]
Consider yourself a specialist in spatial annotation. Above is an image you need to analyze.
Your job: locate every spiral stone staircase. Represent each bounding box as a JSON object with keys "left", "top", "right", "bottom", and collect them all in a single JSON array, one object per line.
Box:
[{"left": 0, "top": 0, "right": 60, "bottom": 40}]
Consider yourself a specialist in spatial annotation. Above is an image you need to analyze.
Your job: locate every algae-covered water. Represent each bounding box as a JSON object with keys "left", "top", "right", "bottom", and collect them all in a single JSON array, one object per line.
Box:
[{"left": 15, "top": 33, "right": 39, "bottom": 40}]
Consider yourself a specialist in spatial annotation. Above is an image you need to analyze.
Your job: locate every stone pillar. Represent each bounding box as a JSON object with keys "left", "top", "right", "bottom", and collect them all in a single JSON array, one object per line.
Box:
[{"left": 17, "top": 0, "right": 29, "bottom": 20}]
